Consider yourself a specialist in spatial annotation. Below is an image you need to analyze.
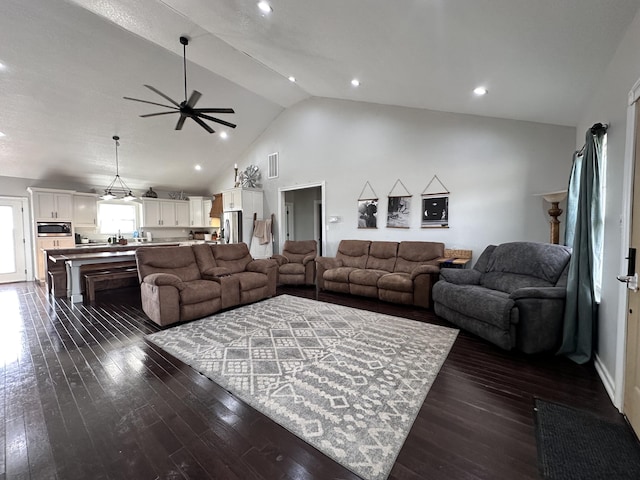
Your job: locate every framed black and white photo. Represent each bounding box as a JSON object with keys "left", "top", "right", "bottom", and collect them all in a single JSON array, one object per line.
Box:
[
  {"left": 422, "top": 195, "right": 449, "bottom": 227},
  {"left": 358, "top": 199, "right": 378, "bottom": 228},
  {"left": 387, "top": 195, "right": 412, "bottom": 228}
]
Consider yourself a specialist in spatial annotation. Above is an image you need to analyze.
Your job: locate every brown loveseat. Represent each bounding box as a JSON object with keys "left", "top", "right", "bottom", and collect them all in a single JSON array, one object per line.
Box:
[
  {"left": 136, "top": 243, "right": 277, "bottom": 326},
  {"left": 316, "top": 240, "right": 444, "bottom": 308}
]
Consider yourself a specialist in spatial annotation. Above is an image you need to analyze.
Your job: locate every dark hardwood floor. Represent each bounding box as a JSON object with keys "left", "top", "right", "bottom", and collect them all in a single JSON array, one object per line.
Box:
[{"left": 0, "top": 282, "right": 622, "bottom": 480}]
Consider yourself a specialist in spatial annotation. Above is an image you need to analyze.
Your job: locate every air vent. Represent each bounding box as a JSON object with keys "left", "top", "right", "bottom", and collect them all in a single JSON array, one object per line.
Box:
[{"left": 268, "top": 152, "right": 279, "bottom": 179}]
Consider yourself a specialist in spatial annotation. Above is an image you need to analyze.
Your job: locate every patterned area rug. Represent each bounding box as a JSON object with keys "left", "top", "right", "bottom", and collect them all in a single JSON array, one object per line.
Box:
[{"left": 146, "top": 295, "right": 458, "bottom": 480}]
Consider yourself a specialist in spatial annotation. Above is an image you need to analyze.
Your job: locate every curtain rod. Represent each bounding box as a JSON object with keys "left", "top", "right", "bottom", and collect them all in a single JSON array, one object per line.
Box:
[{"left": 576, "top": 122, "right": 609, "bottom": 155}]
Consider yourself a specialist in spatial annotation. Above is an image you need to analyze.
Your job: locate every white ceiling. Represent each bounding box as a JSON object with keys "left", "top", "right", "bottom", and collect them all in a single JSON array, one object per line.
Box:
[{"left": 1, "top": 0, "right": 638, "bottom": 193}]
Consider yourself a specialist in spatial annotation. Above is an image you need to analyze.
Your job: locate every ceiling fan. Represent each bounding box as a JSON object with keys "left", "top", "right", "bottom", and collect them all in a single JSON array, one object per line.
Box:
[{"left": 124, "top": 36, "right": 236, "bottom": 134}]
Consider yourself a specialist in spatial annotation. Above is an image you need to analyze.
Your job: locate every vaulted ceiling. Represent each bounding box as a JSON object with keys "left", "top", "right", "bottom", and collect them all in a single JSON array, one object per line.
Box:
[{"left": 1, "top": 0, "right": 638, "bottom": 193}]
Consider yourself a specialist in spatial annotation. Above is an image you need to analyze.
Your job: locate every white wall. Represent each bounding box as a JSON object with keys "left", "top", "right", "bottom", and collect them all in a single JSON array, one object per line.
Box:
[
  {"left": 576, "top": 7, "right": 640, "bottom": 406},
  {"left": 214, "top": 97, "right": 576, "bottom": 262}
]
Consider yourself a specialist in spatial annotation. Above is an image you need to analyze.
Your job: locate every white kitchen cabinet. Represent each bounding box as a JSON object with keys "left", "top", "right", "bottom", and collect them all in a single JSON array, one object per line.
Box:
[
  {"left": 35, "top": 237, "right": 75, "bottom": 282},
  {"left": 29, "top": 188, "right": 74, "bottom": 221},
  {"left": 141, "top": 199, "right": 189, "bottom": 227},
  {"left": 222, "top": 188, "right": 263, "bottom": 214},
  {"left": 73, "top": 193, "right": 98, "bottom": 227},
  {"left": 189, "top": 196, "right": 214, "bottom": 227}
]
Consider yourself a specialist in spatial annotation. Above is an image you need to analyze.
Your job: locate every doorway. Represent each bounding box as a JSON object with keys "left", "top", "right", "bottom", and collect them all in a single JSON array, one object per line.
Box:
[
  {"left": 278, "top": 182, "right": 325, "bottom": 255},
  {"left": 0, "top": 197, "right": 29, "bottom": 284}
]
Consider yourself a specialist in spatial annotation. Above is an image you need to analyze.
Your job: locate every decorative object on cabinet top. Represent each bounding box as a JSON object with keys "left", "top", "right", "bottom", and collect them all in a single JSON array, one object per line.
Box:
[
  {"left": 143, "top": 187, "right": 158, "bottom": 198},
  {"left": 168, "top": 191, "right": 189, "bottom": 200},
  {"left": 239, "top": 165, "right": 262, "bottom": 188}
]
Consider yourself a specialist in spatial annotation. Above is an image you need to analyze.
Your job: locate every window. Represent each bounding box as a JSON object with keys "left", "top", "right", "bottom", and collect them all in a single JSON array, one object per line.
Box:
[{"left": 98, "top": 201, "right": 138, "bottom": 235}]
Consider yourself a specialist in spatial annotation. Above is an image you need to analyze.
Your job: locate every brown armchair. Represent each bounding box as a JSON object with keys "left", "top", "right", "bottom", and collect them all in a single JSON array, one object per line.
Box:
[{"left": 272, "top": 240, "right": 318, "bottom": 285}]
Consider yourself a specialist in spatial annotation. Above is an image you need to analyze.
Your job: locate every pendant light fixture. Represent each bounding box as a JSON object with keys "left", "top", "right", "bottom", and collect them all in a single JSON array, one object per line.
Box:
[{"left": 101, "top": 135, "right": 136, "bottom": 201}]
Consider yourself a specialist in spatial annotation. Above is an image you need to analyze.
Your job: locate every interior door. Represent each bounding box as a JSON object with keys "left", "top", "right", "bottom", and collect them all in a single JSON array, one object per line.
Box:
[
  {"left": 624, "top": 102, "right": 640, "bottom": 436},
  {"left": 0, "top": 198, "right": 27, "bottom": 283}
]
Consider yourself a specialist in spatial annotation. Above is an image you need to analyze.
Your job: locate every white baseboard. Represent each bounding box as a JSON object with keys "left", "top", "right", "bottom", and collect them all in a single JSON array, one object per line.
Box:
[{"left": 594, "top": 352, "right": 621, "bottom": 411}]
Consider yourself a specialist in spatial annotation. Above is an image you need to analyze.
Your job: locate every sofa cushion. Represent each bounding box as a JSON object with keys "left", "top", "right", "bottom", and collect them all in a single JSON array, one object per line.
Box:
[
  {"left": 433, "top": 282, "right": 515, "bottom": 330},
  {"left": 324, "top": 266, "right": 358, "bottom": 283},
  {"left": 136, "top": 246, "right": 202, "bottom": 282},
  {"left": 210, "top": 243, "right": 253, "bottom": 273},
  {"left": 349, "top": 268, "right": 389, "bottom": 287},
  {"left": 378, "top": 272, "right": 413, "bottom": 293},
  {"left": 365, "top": 242, "right": 398, "bottom": 272},
  {"left": 234, "top": 271, "right": 268, "bottom": 291},
  {"left": 481, "top": 242, "right": 571, "bottom": 293},
  {"left": 336, "top": 240, "right": 370, "bottom": 269},
  {"left": 394, "top": 241, "right": 444, "bottom": 273},
  {"left": 179, "top": 279, "right": 221, "bottom": 305},
  {"left": 279, "top": 263, "right": 306, "bottom": 275},
  {"left": 283, "top": 240, "right": 317, "bottom": 263}
]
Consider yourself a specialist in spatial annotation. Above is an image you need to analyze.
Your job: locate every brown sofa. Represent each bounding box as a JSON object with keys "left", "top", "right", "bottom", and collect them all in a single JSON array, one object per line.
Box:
[
  {"left": 316, "top": 240, "right": 444, "bottom": 308},
  {"left": 272, "top": 240, "right": 317, "bottom": 285},
  {"left": 136, "top": 243, "right": 277, "bottom": 326}
]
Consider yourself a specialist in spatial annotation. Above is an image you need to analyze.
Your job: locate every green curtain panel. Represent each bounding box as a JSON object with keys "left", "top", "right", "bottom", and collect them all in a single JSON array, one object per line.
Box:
[{"left": 559, "top": 125, "right": 606, "bottom": 364}]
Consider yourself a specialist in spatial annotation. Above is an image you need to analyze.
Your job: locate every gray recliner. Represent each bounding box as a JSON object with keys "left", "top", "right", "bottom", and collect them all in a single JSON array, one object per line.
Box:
[{"left": 432, "top": 241, "right": 571, "bottom": 353}]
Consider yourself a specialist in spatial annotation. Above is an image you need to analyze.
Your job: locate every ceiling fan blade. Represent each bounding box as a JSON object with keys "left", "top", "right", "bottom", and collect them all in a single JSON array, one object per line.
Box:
[
  {"left": 140, "top": 111, "right": 180, "bottom": 118},
  {"left": 192, "top": 116, "right": 215, "bottom": 134},
  {"left": 196, "top": 113, "right": 237, "bottom": 129},
  {"left": 175, "top": 114, "right": 188, "bottom": 131},
  {"left": 193, "top": 108, "right": 235, "bottom": 114},
  {"left": 144, "top": 85, "right": 181, "bottom": 108},
  {"left": 123, "top": 96, "right": 179, "bottom": 110},
  {"left": 186, "top": 90, "right": 202, "bottom": 108}
]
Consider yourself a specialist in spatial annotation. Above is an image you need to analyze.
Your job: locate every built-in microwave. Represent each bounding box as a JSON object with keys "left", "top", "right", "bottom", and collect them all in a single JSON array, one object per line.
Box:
[{"left": 37, "top": 222, "right": 72, "bottom": 237}]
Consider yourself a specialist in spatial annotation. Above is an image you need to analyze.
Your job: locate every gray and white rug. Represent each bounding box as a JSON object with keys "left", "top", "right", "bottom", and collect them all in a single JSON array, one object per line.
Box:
[{"left": 146, "top": 294, "right": 458, "bottom": 480}]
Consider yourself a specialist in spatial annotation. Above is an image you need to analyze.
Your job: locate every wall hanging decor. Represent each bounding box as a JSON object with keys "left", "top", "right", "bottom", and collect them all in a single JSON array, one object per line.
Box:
[
  {"left": 386, "top": 179, "right": 412, "bottom": 228},
  {"left": 357, "top": 181, "right": 378, "bottom": 228},
  {"left": 421, "top": 175, "right": 450, "bottom": 228}
]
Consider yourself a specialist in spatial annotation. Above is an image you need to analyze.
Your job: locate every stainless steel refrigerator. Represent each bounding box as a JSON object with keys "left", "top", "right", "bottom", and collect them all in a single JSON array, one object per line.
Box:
[{"left": 222, "top": 211, "right": 242, "bottom": 244}]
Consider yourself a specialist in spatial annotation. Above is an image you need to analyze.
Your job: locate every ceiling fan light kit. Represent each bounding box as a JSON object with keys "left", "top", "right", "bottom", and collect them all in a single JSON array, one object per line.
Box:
[
  {"left": 101, "top": 135, "right": 137, "bottom": 201},
  {"left": 124, "top": 36, "right": 237, "bottom": 134}
]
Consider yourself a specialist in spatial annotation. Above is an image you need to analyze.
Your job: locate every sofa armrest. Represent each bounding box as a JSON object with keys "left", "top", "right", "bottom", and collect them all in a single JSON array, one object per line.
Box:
[
  {"left": 438, "top": 268, "right": 482, "bottom": 285},
  {"left": 201, "top": 267, "right": 232, "bottom": 279},
  {"left": 142, "top": 273, "right": 185, "bottom": 290},
  {"left": 315, "top": 256, "right": 342, "bottom": 270},
  {"left": 272, "top": 254, "right": 288, "bottom": 266},
  {"left": 247, "top": 258, "right": 278, "bottom": 274},
  {"left": 410, "top": 264, "right": 440, "bottom": 280},
  {"left": 509, "top": 286, "right": 566, "bottom": 300},
  {"left": 302, "top": 254, "right": 317, "bottom": 266}
]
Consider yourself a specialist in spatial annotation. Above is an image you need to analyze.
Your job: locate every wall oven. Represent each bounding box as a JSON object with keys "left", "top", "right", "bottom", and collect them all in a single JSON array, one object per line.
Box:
[{"left": 37, "top": 222, "right": 72, "bottom": 237}]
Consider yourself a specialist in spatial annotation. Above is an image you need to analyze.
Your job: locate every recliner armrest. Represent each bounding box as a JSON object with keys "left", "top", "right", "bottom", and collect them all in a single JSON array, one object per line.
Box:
[
  {"left": 271, "top": 254, "right": 288, "bottom": 266},
  {"left": 143, "top": 273, "right": 185, "bottom": 290},
  {"left": 247, "top": 258, "right": 278, "bottom": 274},
  {"left": 510, "top": 286, "right": 566, "bottom": 300},
  {"left": 302, "top": 254, "right": 316, "bottom": 266},
  {"left": 410, "top": 264, "right": 440, "bottom": 280},
  {"left": 439, "top": 268, "right": 482, "bottom": 285}
]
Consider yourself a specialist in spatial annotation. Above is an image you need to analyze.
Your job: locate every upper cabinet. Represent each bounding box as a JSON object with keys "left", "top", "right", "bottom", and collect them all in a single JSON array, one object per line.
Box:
[
  {"left": 141, "top": 198, "right": 189, "bottom": 227},
  {"left": 189, "top": 196, "right": 216, "bottom": 228},
  {"left": 28, "top": 187, "right": 73, "bottom": 221},
  {"left": 73, "top": 193, "right": 98, "bottom": 227},
  {"left": 222, "top": 188, "right": 263, "bottom": 213}
]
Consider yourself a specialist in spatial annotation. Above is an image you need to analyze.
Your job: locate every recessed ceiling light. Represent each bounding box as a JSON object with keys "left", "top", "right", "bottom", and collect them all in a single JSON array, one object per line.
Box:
[
  {"left": 257, "top": 2, "right": 273, "bottom": 13},
  {"left": 288, "top": 76, "right": 296, "bottom": 82},
  {"left": 195, "top": 164, "right": 202, "bottom": 171},
  {"left": 220, "top": 131, "right": 228, "bottom": 139},
  {"left": 473, "top": 86, "right": 488, "bottom": 96},
  {"left": 351, "top": 79, "right": 360, "bottom": 87},
  {"left": 0, "top": 132, "right": 5, "bottom": 137},
  {"left": 0, "top": 63, "right": 6, "bottom": 71}
]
